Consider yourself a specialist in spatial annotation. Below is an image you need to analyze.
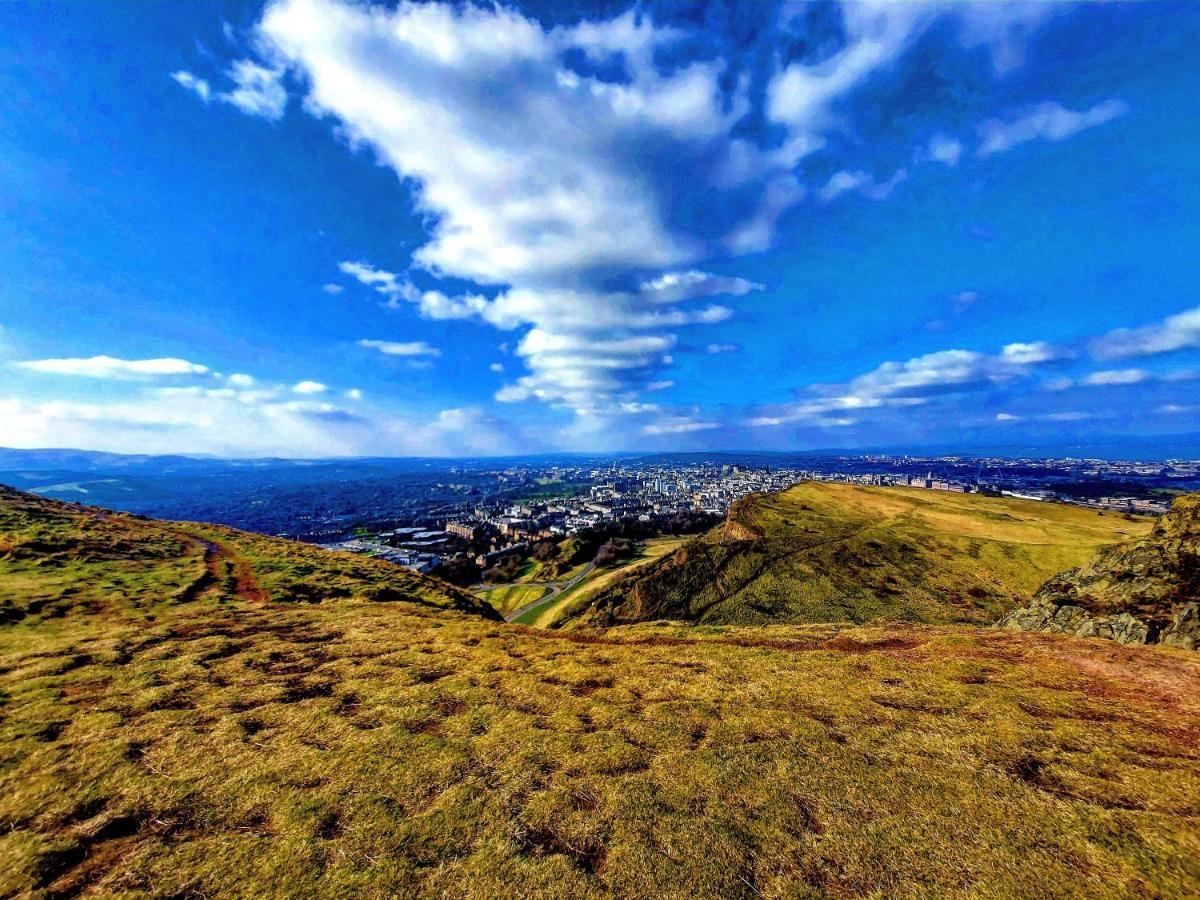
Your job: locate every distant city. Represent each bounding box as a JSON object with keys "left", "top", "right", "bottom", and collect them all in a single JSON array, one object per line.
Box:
[{"left": 321, "top": 455, "right": 1196, "bottom": 575}]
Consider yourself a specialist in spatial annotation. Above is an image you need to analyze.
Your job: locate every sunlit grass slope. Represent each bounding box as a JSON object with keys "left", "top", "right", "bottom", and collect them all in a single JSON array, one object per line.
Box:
[
  {"left": 569, "top": 482, "right": 1151, "bottom": 629},
  {"left": 0, "top": 485, "right": 498, "bottom": 624},
  {"left": 2, "top": 486, "right": 1198, "bottom": 897}
]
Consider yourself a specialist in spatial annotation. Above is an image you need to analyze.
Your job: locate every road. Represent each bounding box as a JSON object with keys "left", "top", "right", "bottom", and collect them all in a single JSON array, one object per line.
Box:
[{"left": 502, "top": 562, "right": 595, "bottom": 622}]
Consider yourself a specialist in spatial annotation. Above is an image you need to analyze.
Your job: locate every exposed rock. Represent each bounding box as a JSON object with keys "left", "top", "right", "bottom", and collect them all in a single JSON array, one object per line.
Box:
[{"left": 998, "top": 493, "right": 1200, "bottom": 649}]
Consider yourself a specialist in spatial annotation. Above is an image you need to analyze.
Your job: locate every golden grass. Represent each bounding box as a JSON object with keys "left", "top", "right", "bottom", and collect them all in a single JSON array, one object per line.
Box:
[
  {"left": 571, "top": 483, "right": 1152, "bottom": 629},
  {"left": 2, "top": 485, "right": 1198, "bottom": 897},
  {"left": 527, "top": 537, "right": 691, "bottom": 629}
]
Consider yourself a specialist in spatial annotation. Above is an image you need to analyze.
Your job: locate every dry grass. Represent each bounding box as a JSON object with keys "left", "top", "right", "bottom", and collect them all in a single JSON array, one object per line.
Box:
[
  {"left": 571, "top": 483, "right": 1152, "bottom": 629},
  {"left": 2, "top": 485, "right": 1198, "bottom": 897}
]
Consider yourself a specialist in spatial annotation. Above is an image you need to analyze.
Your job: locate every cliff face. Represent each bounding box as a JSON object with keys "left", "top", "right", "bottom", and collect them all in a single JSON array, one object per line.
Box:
[{"left": 998, "top": 494, "right": 1200, "bottom": 649}]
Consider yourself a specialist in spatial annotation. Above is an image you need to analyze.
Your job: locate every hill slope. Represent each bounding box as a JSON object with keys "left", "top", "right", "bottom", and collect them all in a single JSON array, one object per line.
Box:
[
  {"left": 0, "top": 484, "right": 499, "bottom": 624},
  {"left": 1000, "top": 492, "right": 1200, "bottom": 648},
  {"left": 2, "top": 487, "right": 1199, "bottom": 897},
  {"left": 565, "top": 483, "right": 1149, "bottom": 628}
]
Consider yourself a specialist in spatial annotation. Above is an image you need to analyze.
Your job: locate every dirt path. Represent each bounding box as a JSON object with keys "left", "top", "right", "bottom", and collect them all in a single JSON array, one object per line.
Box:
[{"left": 176, "top": 531, "right": 270, "bottom": 605}]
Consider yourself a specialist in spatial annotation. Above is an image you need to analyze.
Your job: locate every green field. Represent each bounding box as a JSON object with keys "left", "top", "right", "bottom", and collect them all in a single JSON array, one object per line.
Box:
[
  {"left": 476, "top": 582, "right": 551, "bottom": 616},
  {"left": 515, "top": 536, "right": 690, "bottom": 628},
  {"left": 569, "top": 482, "right": 1152, "bottom": 628},
  {"left": 3, "top": 485, "right": 1199, "bottom": 897}
]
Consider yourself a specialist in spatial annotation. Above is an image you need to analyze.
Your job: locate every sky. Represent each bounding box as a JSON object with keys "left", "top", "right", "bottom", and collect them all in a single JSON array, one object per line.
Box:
[{"left": 1, "top": 0, "right": 1199, "bottom": 458}]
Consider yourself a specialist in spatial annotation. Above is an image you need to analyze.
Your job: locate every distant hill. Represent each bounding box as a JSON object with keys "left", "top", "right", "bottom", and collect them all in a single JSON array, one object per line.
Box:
[
  {"left": 563, "top": 483, "right": 1150, "bottom": 628},
  {"left": 1000, "top": 492, "right": 1200, "bottom": 648},
  {"left": 2, "top": 485, "right": 1199, "bottom": 896},
  {"left": 0, "top": 484, "right": 499, "bottom": 623}
]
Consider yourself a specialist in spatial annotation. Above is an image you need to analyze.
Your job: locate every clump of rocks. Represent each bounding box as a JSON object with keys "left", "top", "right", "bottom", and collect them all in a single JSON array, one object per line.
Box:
[{"left": 998, "top": 493, "right": 1200, "bottom": 649}]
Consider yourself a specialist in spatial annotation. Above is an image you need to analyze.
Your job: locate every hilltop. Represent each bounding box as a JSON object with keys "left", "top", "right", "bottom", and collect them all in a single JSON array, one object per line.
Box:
[
  {"left": 563, "top": 483, "right": 1150, "bottom": 629},
  {"left": 2, "top": 486, "right": 1199, "bottom": 897},
  {"left": 1000, "top": 492, "right": 1200, "bottom": 648}
]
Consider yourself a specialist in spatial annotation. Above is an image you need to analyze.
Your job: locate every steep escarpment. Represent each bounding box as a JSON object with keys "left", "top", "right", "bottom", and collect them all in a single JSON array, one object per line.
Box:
[
  {"left": 999, "top": 492, "right": 1200, "bottom": 649},
  {"left": 563, "top": 482, "right": 1149, "bottom": 628}
]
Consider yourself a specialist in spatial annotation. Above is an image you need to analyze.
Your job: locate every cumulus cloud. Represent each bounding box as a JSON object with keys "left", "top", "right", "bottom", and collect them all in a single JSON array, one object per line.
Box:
[
  {"left": 1090, "top": 305, "right": 1200, "bottom": 360},
  {"left": 229, "top": 0, "right": 1082, "bottom": 443},
  {"left": 977, "top": 99, "right": 1128, "bottom": 158},
  {"left": 17, "top": 356, "right": 210, "bottom": 378},
  {"left": 357, "top": 339, "right": 441, "bottom": 358},
  {"left": 292, "top": 380, "right": 327, "bottom": 394}
]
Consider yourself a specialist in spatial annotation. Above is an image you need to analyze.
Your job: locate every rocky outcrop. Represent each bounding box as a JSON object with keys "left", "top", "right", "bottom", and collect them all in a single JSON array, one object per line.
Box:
[{"left": 998, "top": 493, "right": 1200, "bottom": 649}]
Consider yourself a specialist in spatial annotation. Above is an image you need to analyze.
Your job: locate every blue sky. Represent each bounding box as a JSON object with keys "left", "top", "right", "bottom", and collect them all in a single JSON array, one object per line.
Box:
[{"left": 1, "top": 0, "right": 1199, "bottom": 457}]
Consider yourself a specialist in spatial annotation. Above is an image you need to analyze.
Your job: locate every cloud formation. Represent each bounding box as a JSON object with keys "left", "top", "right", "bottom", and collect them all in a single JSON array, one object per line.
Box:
[
  {"left": 977, "top": 99, "right": 1128, "bottom": 158},
  {"left": 17, "top": 356, "right": 210, "bottom": 378},
  {"left": 358, "top": 339, "right": 441, "bottom": 358},
  {"left": 1090, "top": 305, "right": 1200, "bottom": 360}
]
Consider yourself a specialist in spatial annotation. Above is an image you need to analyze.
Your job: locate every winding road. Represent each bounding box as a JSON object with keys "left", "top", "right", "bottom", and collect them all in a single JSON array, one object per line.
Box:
[{"left": 500, "top": 562, "right": 595, "bottom": 622}]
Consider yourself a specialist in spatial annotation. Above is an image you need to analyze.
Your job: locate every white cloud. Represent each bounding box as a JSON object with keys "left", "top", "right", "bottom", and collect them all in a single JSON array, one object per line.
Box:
[
  {"left": 218, "top": 59, "right": 287, "bottom": 120},
  {"left": 818, "top": 168, "right": 907, "bottom": 204},
  {"left": 642, "top": 415, "right": 719, "bottom": 435},
  {"left": 17, "top": 356, "right": 210, "bottom": 378},
  {"left": 240, "top": 0, "right": 1071, "bottom": 442},
  {"left": 638, "top": 271, "right": 763, "bottom": 303},
  {"left": 748, "top": 336, "right": 1068, "bottom": 428},
  {"left": 995, "top": 412, "right": 1020, "bottom": 422},
  {"left": 171, "top": 70, "right": 211, "bottom": 102},
  {"left": 1082, "top": 368, "right": 1149, "bottom": 386},
  {"left": 927, "top": 133, "right": 962, "bottom": 167},
  {"left": 322, "top": 283, "right": 344, "bottom": 294},
  {"left": 357, "top": 339, "right": 441, "bottom": 358},
  {"left": 1000, "top": 341, "right": 1070, "bottom": 365},
  {"left": 227, "top": 373, "right": 255, "bottom": 387},
  {"left": 292, "top": 380, "right": 327, "bottom": 394},
  {"left": 647, "top": 380, "right": 674, "bottom": 391},
  {"left": 174, "top": 61, "right": 287, "bottom": 120},
  {"left": 977, "top": 99, "right": 1128, "bottom": 158},
  {"left": 489, "top": 362, "right": 504, "bottom": 373},
  {"left": 1090, "top": 305, "right": 1200, "bottom": 360},
  {"left": 706, "top": 343, "right": 739, "bottom": 355},
  {"left": 345, "top": 388, "right": 363, "bottom": 400}
]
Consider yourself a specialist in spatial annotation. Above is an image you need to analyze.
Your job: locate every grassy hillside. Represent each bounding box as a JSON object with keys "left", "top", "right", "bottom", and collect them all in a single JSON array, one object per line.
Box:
[
  {"left": 3, "top": 486, "right": 1200, "bottom": 897},
  {"left": 567, "top": 483, "right": 1151, "bottom": 629},
  {"left": 515, "top": 536, "right": 691, "bottom": 628},
  {"left": 0, "top": 485, "right": 499, "bottom": 624}
]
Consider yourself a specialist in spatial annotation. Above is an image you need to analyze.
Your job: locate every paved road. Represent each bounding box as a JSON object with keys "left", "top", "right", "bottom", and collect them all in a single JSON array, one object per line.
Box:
[{"left": 503, "top": 562, "right": 595, "bottom": 622}]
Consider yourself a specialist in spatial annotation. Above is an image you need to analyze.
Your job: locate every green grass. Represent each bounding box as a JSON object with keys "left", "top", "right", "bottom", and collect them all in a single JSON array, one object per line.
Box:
[
  {"left": 2, "top": 485, "right": 1199, "bottom": 897},
  {"left": 477, "top": 583, "right": 551, "bottom": 616},
  {"left": 568, "top": 483, "right": 1152, "bottom": 629},
  {"left": 521, "top": 537, "right": 690, "bottom": 629}
]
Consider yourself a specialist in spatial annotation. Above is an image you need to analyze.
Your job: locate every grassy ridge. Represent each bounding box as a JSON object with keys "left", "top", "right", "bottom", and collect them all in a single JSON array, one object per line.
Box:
[
  {"left": 3, "top": 486, "right": 1199, "bottom": 896},
  {"left": 0, "top": 485, "right": 499, "bottom": 624},
  {"left": 569, "top": 483, "right": 1151, "bottom": 629}
]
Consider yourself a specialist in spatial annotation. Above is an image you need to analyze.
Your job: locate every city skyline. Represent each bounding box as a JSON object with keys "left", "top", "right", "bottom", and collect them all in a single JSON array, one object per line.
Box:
[{"left": 2, "top": 1, "right": 1199, "bottom": 456}]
